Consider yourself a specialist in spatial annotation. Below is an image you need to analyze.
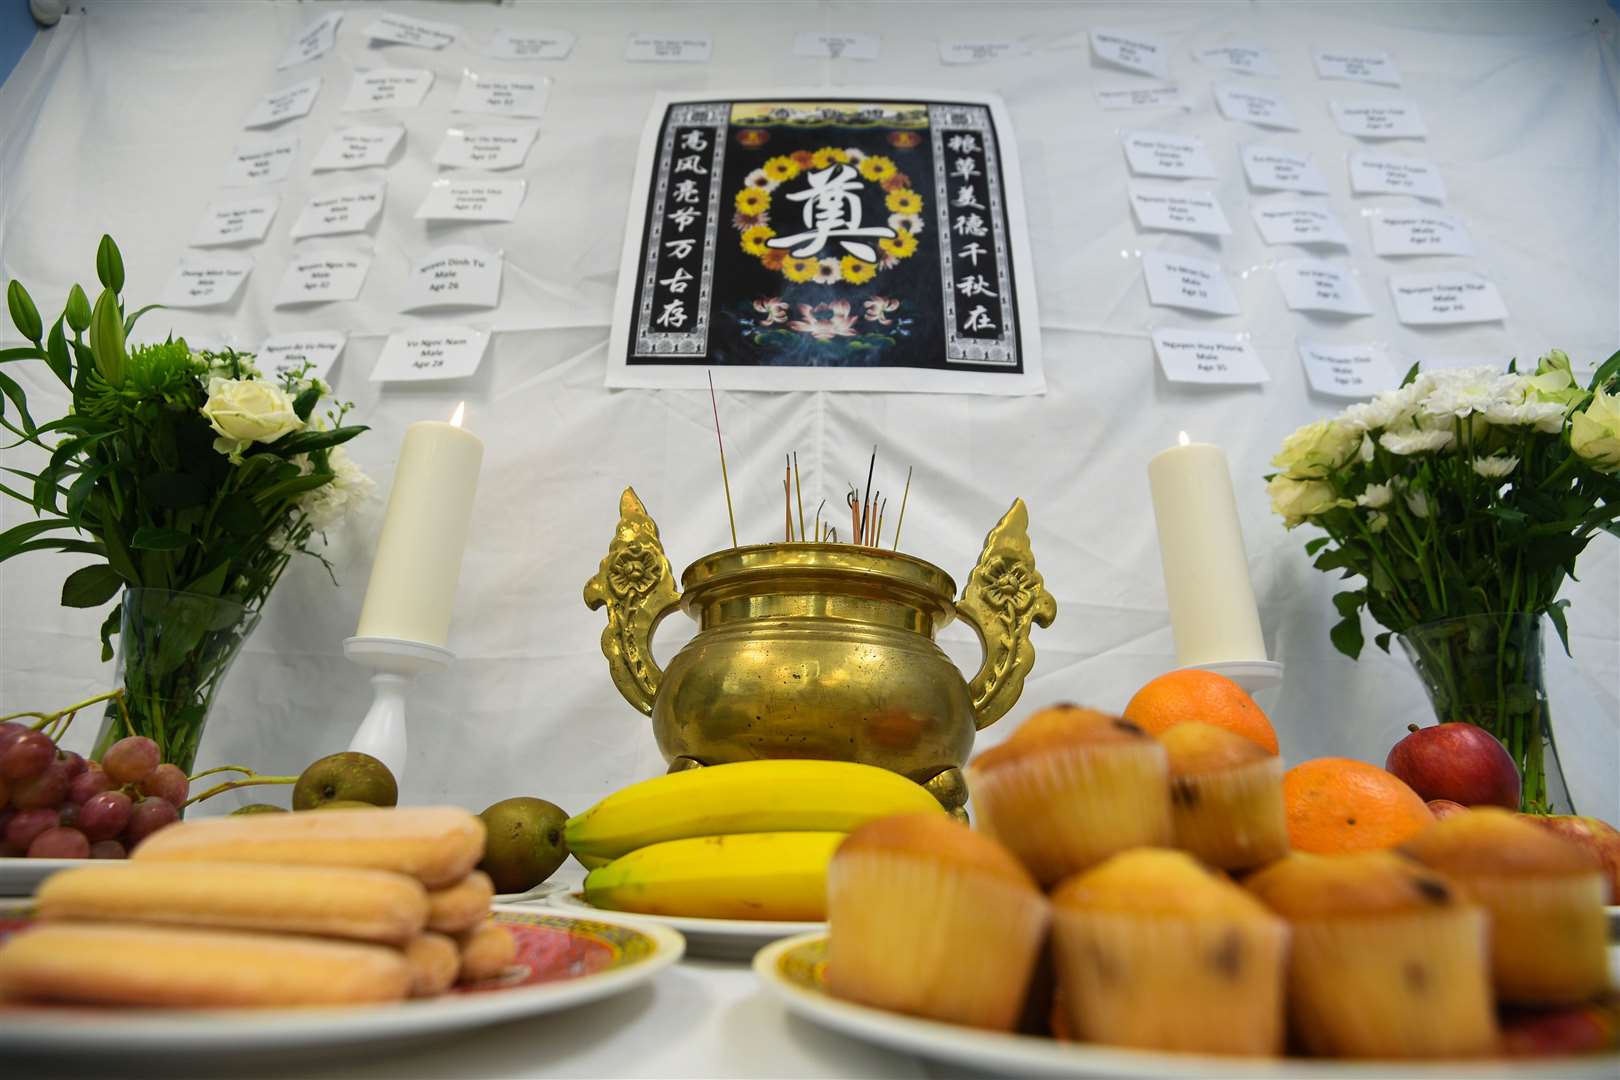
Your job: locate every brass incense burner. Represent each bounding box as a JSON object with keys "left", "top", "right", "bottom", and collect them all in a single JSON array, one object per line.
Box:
[{"left": 584, "top": 489, "right": 1056, "bottom": 815}]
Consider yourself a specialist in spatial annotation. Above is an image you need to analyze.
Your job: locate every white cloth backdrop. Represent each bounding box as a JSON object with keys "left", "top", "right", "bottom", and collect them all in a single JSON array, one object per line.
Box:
[{"left": 2, "top": 1, "right": 1616, "bottom": 827}]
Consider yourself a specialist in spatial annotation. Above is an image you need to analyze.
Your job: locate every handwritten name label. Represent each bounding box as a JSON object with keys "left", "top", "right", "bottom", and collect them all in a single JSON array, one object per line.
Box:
[
  {"left": 1239, "top": 145, "right": 1329, "bottom": 194},
  {"left": 484, "top": 29, "right": 575, "bottom": 60},
  {"left": 223, "top": 136, "right": 299, "bottom": 185},
  {"left": 1330, "top": 99, "right": 1426, "bottom": 139},
  {"left": 1349, "top": 152, "right": 1446, "bottom": 201},
  {"left": 311, "top": 125, "right": 405, "bottom": 172},
  {"left": 273, "top": 253, "right": 372, "bottom": 307},
  {"left": 1141, "top": 251, "right": 1241, "bottom": 315},
  {"left": 1250, "top": 202, "right": 1349, "bottom": 247},
  {"left": 413, "top": 178, "right": 527, "bottom": 222},
  {"left": 1313, "top": 49, "right": 1401, "bottom": 87},
  {"left": 1275, "top": 258, "right": 1373, "bottom": 316},
  {"left": 433, "top": 125, "right": 540, "bottom": 171},
  {"left": 452, "top": 73, "right": 551, "bottom": 119},
  {"left": 371, "top": 326, "right": 489, "bottom": 382},
  {"left": 191, "top": 194, "right": 279, "bottom": 247},
  {"left": 259, "top": 331, "right": 347, "bottom": 380},
  {"left": 1368, "top": 210, "right": 1474, "bottom": 257},
  {"left": 342, "top": 68, "right": 434, "bottom": 112},
  {"left": 1214, "top": 84, "right": 1297, "bottom": 130},
  {"left": 625, "top": 33, "right": 712, "bottom": 63},
  {"left": 1152, "top": 328, "right": 1269, "bottom": 385},
  {"left": 1122, "top": 130, "right": 1216, "bottom": 179},
  {"left": 1197, "top": 44, "right": 1279, "bottom": 78},
  {"left": 244, "top": 77, "right": 321, "bottom": 129},
  {"left": 365, "top": 12, "right": 458, "bottom": 50},
  {"left": 1095, "top": 84, "right": 1185, "bottom": 111},
  {"left": 401, "top": 245, "right": 503, "bottom": 311},
  {"left": 1299, "top": 341, "right": 1399, "bottom": 399},
  {"left": 158, "top": 253, "right": 254, "bottom": 308},
  {"left": 277, "top": 11, "right": 342, "bottom": 70},
  {"left": 1388, "top": 272, "right": 1508, "bottom": 325},
  {"left": 290, "top": 181, "right": 386, "bottom": 239},
  {"left": 1091, "top": 28, "right": 1170, "bottom": 79},
  {"left": 1128, "top": 183, "right": 1232, "bottom": 236}
]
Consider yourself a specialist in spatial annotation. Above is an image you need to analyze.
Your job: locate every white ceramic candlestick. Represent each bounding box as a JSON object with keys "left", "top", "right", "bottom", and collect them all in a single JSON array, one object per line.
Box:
[
  {"left": 343, "top": 636, "right": 453, "bottom": 785},
  {"left": 1148, "top": 433, "right": 1271, "bottom": 668}
]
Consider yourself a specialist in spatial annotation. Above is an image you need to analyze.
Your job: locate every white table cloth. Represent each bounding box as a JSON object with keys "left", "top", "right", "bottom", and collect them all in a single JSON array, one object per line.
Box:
[{"left": 1, "top": 2, "right": 1617, "bottom": 1075}]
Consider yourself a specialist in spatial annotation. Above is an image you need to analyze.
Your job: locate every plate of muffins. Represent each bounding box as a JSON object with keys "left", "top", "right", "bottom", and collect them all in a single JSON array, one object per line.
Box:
[{"left": 754, "top": 705, "right": 1620, "bottom": 1076}]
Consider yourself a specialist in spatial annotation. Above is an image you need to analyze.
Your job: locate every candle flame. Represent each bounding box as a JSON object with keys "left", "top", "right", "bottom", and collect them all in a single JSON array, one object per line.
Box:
[
  {"left": 1178, "top": 430, "right": 1190, "bottom": 447},
  {"left": 450, "top": 401, "right": 466, "bottom": 428}
]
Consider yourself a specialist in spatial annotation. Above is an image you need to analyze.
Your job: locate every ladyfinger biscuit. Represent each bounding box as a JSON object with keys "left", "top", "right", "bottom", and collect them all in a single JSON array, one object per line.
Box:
[
  {"left": 427, "top": 871, "right": 494, "bottom": 934},
  {"left": 456, "top": 920, "right": 517, "bottom": 984},
  {"left": 0, "top": 923, "right": 410, "bottom": 1007},
  {"left": 403, "top": 932, "right": 459, "bottom": 998},
  {"left": 38, "top": 863, "right": 428, "bottom": 944},
  {"left": 133, "top": 806, "right": 485, "bottom": 888}
]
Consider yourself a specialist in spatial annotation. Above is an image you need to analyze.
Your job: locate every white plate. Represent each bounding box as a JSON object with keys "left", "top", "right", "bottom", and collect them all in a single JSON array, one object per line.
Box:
[
  {"left": 0, "top": 903, "right": 684, "bottom": 1055},
  {"left": 755, "top": 932, "right": 1620, "bottom": 1079},
  {"left": 0, "top": 857, "right": 129, "bottom": 897},
  {"left": 549, "top": 889, "right": 823, "bottom": 961},
  {"left": 493, "top": 879, "right": 568, "bottom": 905}
]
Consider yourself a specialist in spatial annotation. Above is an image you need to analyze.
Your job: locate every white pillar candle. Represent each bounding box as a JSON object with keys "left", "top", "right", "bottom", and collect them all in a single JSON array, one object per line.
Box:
[
  {"left": 356, "top": 403, "right": 484, "bottom": 647},
  {"left": 1147, "top": 433, "right": 1268, "bottom": 666}
]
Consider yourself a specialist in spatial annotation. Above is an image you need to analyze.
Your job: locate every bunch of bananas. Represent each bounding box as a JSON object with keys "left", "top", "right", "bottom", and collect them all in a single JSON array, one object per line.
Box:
[{"left": 565, "top": 760, "right": 943, "bottom": 921}]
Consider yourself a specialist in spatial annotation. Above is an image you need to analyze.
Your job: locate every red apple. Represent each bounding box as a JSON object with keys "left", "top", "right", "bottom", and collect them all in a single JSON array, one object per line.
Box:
[
  {"left": 1385, "top": 722, "right": 1521, "bottom": 809},
  {"left": 1500, "top": 1002, "right": 1618, "bottom": 1057},
  {"left": 1426, "top": 799, "right": 1470, "bottom": 820},
  {"left": 1523, "top": 815, "right": 1620, "bottom": 903}
]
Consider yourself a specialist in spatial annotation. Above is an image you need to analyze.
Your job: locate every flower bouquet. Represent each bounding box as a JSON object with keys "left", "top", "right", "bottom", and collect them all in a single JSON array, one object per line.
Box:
[
  {"left": 1, "top": 236, "right": 371, "bottom": 771},
  {"left": 1266, "top": 350, "right": 1620, "bottom": 812}
]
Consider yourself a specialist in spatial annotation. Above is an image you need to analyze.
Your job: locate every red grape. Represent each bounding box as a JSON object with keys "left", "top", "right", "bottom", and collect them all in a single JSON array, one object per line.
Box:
[
  {"left": 28, "top": 826, "right": 89, "bottom": 859},
  {"left": 141, "top": 763, "right": 190, "bottom": 807},
  {"left": 103, "top": 736, "right": 160, "bottom": 784},
  {"left": 0, "top": 775, "right": 9, "bottom": 805},
  {"left": 0, "top": 722, "right": 26, "bottom": 754},
  {"left": 125, "top": 797, "right": 179, "bottom": 846},
  {"left": 1, "top": 730, "right": 55, "bottom": 780},
  {"left": 11, "top": 760, "right": 69, "bottom": 810},
  {"left": 68, "top": 765, "right": 114, "bottom": 804},
  {"left": 58, "top": 751, "right": 86, "bottom": 779},
  {"left": 88, "top": 839, "right": 126, "bottom": 859},
  {"left": 5, "top": 808, "right": 60, "bottom": 849},
  {"left": 78, "top": 790, "right": 133, "bottom": 841},
  {"left": 56, "top": 801, "right": 80, "bottom": 830}
]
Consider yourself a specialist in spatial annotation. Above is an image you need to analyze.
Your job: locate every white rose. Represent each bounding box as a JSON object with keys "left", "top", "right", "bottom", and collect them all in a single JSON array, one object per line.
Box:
[
  {"left": 1472, "top": 455, "right": 1518, "bottom": 479},
  {"left": 1267, "top": 474, "right": 1345, "bottom": 528},
  {"left": 1271, "top": 419, "right": 1361, "bottom": 479},
  {"left": 1570, "top": 388, "right": 1620, "bottom": 471},
  {"left": 201, "top": 377, "right": 303, "bottom": 459},
  {"left": 1356, "top": 482, "right": 1392, "bottom": 508},
  {"left": 1380, "top": 426, "right": 1455, "bottom": 455}
]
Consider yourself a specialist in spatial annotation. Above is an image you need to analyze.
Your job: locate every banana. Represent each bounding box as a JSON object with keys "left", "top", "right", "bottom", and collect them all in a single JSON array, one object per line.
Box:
[
  {"left": 565, "top": 759, "right": 942, "bottom": 860},
  {"left": 584, "top": 831, "right": 844, "bottom": 922}
]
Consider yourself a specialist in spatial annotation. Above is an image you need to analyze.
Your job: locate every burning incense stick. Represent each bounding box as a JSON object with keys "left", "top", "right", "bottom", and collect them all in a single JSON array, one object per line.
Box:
[
  {"left": 891, "top": 466, "right": 912, "bottom": 551},
  {"left": 847, "top": 488, "right": 860, "bottom": 543},
  {"left": 708, "top": 373, "right": 738, "bottom": 549}
]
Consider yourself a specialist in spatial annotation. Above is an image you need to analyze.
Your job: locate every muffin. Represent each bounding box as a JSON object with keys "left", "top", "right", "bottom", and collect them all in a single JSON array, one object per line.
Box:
[
  {"left": 1246, "top": 851, "right": 1496, "bottom": 1059},
  {"left": 1159, "top": 722, "right": 1289, "bottom": 872},
  {"left": 1050, "top": 849, "right": 1288, "bottom": 1056},
  {"left": 965, "top": 705, "right": 1171, "bottom": 885},
  {"left": 1401, "top": 807, "right": 1609, "bottom": 1006},
  {"left": 825, "top": 814, "right": 1049, "bottom": 1031}
]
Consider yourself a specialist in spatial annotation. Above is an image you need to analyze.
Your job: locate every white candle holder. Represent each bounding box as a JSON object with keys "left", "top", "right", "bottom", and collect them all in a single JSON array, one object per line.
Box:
[
  {"left": 1184, "top": 658, "right": 1285, "bottom": 696},
  {"left": 343, "top": 636, "right": 454, "bottom": 786}
]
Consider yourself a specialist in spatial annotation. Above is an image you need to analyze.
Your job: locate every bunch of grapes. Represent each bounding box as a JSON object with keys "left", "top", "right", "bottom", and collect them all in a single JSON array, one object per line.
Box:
[{"left": 0, "top": 722, "right": 187, "bottom": 860}]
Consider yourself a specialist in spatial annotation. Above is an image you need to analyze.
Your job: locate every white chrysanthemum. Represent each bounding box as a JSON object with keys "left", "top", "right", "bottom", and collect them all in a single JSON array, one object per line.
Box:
[
  {"left": 1343, "top": 381, "right": 1424, "bottom": 432},
  {"left": 298, "top": 445, "right": 375, "bottom": 532},
  {"left": 1472, "top": 455, "right": 1519, "bottom": 479},
  {"left": 1482, "top": 398, "right": 1568, "bottom": 434},
  {"left": 1380, "top": 426, "right": 1455, "bottom": 454},
  {"left": 1420, "top": 368, "right": 1522, "bottom": 420},
  {"left": 743, "top": 167, "right": 778, "bottom": 193},
  {"left": 1406, "top": 489, "right": 1431, "bottom": 519},
  {"left": 1356, "top": 482, "right": 1392, "bottom": 508}
]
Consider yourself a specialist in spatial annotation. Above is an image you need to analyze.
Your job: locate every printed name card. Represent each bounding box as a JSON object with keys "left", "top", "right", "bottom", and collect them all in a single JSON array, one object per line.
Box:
[
  {"left": 1330, "top": 99, "right": 1426, "bottom": 139},
  {"left": 401, "top": 245, "right": 503, "bottom": 310},
  {"left": 1090, "top": 28, "right": 1170, "bottom": 79},
  {"left": 1240, "top": 145, "right": 1329, "bottom": 194},
  {"left": 1141, "top": 251, "right": 1241, "bottom": 315},
  {"left": 625, "top": 33, "right": 712, "bottom": 63},
  {"left": 1349, "top": 152, "right": 1446, "bottom": 201},
  {"left": 273, "top": 253, "right": 372, "bottom": 307},
  {"left": 223, "top": 136, "right": 299, "bottom": 185},
  {"left": 259, "top": 330, "right": 347, "bottom": 380},
  {"left": 1095, "top": 85, "right": 1185, "bottom": 111},
  {"left": 1313, "top": 49, "right": 1401, "bottom": 86},
  {"left": 244, "top": 78, "right": 321, "bottom": 129},
  {"left": 1197, "top": 44, "right": 1279, "bottom": 78},
  {"left": 413, "top": 178, "right": 527, "bottom": 222},
  {"left": 792, "top": 32, "right": 880, "bottom": 60},
  {"left": 158, "top": 253, "right": 254, "bottom": 308},
  {"left": 939, "top": 38, "right": 1026, "bottom": 64},
  {"left": 343, "top": 68, "right": 434, "bottom": 112},
  {"left": 1250, "top": 202, "right": 1349, "bottom": 246},
  {"left": 1151, "top": 328, "right": 1269, "bottom": 385},
  {"left": 484, "top": 29, "right": 575, "bottom": 60},
  {"left": 1275, "top": 258, "right": 1372, "bottom": 316},
  {"left": 1128, "top": 183, "right": 1232, "bottom": 236},
  {"left": 365, "top": 12, "right": 458, "bottom": 50},
  {"left": 1122, "top": 131, "right": 1216, "bottom": 179},
  {"left": 191, "top": 194, "right": 279, "bottom": 247},
  {"left": 290, "top": 181, "right": 386, "bottom": 239},
  {"left": 1299, "top": 341, "right": 1399, "bottom": 399},
  {"left": 277, "top": 11, "right": 342, "bottom": 70},
  {"left": 453, "top": 73, "right": 550, "bottom": 118},
  {"left": 311, "top": 125, "right": 405, "bottom": 172},
  {"left": 1214, "top": 85, "right": 1297, "bottom": 130},
  {"left": 1368, "top": 210, "right": 1474, "bottom": 257},
  {"left": 1388, "top": 272, "right": 1508, "bottom": 325},
  {"left": 433, "top": 125, "right": 540, "bottom": 171},
  {"left": 371, "top": 326, "right": 488, "bottom": 382}
]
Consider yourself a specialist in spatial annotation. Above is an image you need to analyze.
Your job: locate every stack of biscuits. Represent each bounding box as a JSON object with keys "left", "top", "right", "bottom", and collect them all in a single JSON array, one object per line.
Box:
[{"left": 0, "top": 807, "right": 519, "bottom": 1008}]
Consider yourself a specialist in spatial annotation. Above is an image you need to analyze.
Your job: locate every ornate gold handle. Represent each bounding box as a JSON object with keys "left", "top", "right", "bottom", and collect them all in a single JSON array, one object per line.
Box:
[
  {"left": 954, "top": 499, "right": 1057, "bottom": 731},
  {"left": 583, "top": 487, "right": 681, "bottom": 717}
]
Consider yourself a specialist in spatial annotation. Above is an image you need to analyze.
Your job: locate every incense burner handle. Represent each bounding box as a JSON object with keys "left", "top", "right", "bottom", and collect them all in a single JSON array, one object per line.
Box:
[
  {"left": 954, "top": 499, "right": 1057, "bottom": 731},
  {"left": 584, "top": 487, "right": 682, "bottom": 718}
]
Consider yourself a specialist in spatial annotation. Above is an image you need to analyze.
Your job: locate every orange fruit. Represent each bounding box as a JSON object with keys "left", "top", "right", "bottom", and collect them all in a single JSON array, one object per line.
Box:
[
  {"left": 1122, "top": 670, "right": 1279, "bottom": 755},
  {"left": 1283, "top": 757, "right": 1434, "bottom": 854}
]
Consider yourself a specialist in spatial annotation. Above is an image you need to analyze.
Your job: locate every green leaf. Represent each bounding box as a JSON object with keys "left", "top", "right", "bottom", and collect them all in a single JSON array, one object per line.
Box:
[
  {"left": 44, "top": 318, "right": 71, "bottom": 387},
  {"left": 1545, "top": 600, "right": 1572, "bottom": 658},
  {"left": 254, "top": 472, "right": 334, "bottom": 505},
  {"left": 1588, "top": 348, "right": 1620, "bottom": 392},
  {"left": 1330, "top": 612, "right": 1365, "bottom": 659},
  {"left": 1399, "top": 361, "right": 1421, "bottom": 387},
  {"left": 61, "top": 564, "right": 123, "bottom": 608},
  {"left": 128, "top": 526, "right": 192, "bottom": 551},
  {"left": 1332, "top": 589, "right": 1366, "bottom": 619},
  {"left": 215, "top": 492, "right": 264, "bottom": 536},
  {"left": 0, "top": 346, "right": 49, "bottom": 365},
  {"left": 121, "top": 303, "right": 164, "bottom": 335},
  {"left": 64, "top": 284, "right": 91, "bottom": 332},
  {"left": 10, "top": 537, "right": 105, "bottom": 558},
  {"left": 0, "top": 517, "right": 74, "bottom": 561},
  {"left": 95, "top": 507, "right": 140, "bottom": 583},
  {"left": 95, "top": 235, "right": 125, "bottom": 294},
  {"left": 1303, "top": 536, "right": 1331, "bottom": 556},
  {"left": 99, "top": 602, "right": 121, "bottom": 662},
  {"left": 255, "top": 424, "right": 367, "bottom": 458},
  {"left": 183, "top": 561, "right": 229, "bottom": 597},
  {"left": 0, "top": 370, "right": 37, "bottom": 435},
  {"left": 1374, "top": 630, "right": 1393, "bottom": 653},
  {"left": 6, "top": 280, "right": 42, "bottom": 343},
  {"left": 141, "top": 471, "right": 209, "bottom": 510},
  {"left": 88, "top": 287, "right": 126, "bottom": 387},
  {"left": 65, "top": 467, "right": 102, "bottom": 523},
  {"left": 292, "top": 384, "right": 321, "bottom": 423}
]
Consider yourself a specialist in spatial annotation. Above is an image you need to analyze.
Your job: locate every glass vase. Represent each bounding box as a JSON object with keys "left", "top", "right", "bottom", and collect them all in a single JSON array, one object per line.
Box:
[
  {"left": 1397, "top": 614, "right": 1573, "bottom": 815},
  {"left": 92, "top": 588, "right": 261, "bottom": 775}
]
